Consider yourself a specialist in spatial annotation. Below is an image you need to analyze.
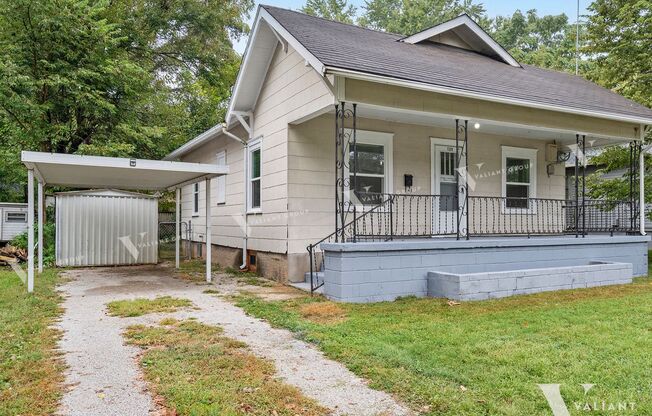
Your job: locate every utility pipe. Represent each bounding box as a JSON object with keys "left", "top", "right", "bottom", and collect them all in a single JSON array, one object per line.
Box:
[{"left": 222, "top": 125, "right": 249, "bottom": 270}]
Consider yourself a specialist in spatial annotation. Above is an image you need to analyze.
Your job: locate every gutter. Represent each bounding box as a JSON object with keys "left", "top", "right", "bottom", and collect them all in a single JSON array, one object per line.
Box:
[
  {"left": 164, "top": 124, "right": 224, "bottom": 161},
  {"left": 325, "top": 67, "right": 652, "bottom": 127}
]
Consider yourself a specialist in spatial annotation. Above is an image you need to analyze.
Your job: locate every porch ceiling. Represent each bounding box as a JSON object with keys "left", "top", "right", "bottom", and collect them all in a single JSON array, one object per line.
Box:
[{"left": 352, "top": 105, "right": 635, "bottom": 148}]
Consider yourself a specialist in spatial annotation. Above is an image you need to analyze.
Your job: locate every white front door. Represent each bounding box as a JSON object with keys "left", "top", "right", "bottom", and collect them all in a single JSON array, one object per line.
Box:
[{"left": 433, "top": 144, "right": 457, "bottom": 234}]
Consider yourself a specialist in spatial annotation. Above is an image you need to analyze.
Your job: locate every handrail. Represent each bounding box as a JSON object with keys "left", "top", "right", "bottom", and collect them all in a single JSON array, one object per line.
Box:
[
  {"left": 306, "top": 193, "right": 639, "bottom": 293},
  {"left": 306, "top": 195, "right": 394, "bottom": 292}
]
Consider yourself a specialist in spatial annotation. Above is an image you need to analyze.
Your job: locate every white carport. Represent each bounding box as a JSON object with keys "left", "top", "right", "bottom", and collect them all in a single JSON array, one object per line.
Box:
[{"left": 21, "top": 151, "right": 229, "bottom": 292}]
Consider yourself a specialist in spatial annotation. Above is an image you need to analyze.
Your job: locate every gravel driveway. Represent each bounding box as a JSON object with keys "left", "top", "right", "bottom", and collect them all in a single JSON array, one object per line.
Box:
[{"left": 56, "top": 265, "right": 411, "bottom": 416}]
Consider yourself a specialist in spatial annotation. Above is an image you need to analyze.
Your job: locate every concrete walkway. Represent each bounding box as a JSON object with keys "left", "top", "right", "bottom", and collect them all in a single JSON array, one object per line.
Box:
[{"left": 56, "top": 265, "right": 411, "bottom": 416}]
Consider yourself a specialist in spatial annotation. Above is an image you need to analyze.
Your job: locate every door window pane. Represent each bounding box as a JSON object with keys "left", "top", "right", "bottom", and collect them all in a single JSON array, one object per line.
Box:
[
  {"left": 440, "top": 151, "right": 456, "bottom": 176},
  {"left": 439, "top": 182, "right": 457, "bottom": 211}
]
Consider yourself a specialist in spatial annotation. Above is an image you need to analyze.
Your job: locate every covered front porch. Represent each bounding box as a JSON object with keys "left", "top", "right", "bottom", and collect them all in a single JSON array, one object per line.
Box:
[{"left": 295, "top": 93, "right": 648, "bottom": 298}]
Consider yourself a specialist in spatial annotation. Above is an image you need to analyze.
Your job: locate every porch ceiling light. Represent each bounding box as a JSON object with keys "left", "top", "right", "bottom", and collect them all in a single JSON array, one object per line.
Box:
[{"left": 474, "top": 122, "right": 480, "bottom": 129}]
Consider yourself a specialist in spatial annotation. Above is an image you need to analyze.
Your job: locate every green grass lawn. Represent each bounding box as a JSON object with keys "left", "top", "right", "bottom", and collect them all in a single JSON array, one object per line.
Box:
[
  {"left": 0, "top": 267, "right": 64, "bottom": 415},
  {"left": 235, "top": 277, "right": 652, "bottom": 415},
  {"left": 125, "top": 319, "right": 327, "bottom": 415},
  {"left": 107, "top": 296, "right": 193, "bottom": 317}
]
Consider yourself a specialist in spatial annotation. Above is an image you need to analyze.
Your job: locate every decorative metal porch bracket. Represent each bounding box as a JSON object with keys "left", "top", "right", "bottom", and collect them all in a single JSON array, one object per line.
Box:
[
  {"left": 629, "top": 140, "right": 642, "bottom": 232},
  {"left": 455, "top": 119, "right": 469, "bottom": 240},
  {"left": 335, "top": 102, "right": 357, "bottom": 243},
  {"left": 574, "top": 134, "right": 587, "bottom": 237}
]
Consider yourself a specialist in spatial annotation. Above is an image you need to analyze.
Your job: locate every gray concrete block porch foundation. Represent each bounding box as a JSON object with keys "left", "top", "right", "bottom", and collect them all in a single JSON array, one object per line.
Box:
[
  {"left": 320, "top": 236, "right": 648, "bottom": 303},
  {"left": 428, "top": 261, "right": 633, "bottom": 301}
]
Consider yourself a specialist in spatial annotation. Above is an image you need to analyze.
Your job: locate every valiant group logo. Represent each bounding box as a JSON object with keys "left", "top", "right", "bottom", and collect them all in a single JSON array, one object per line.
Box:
[
  {"left": 538, "top": 384, "right": 636, "bottom": 415},
  {"left": 119, "top": 232, "right": 152, "bottom": 260}
]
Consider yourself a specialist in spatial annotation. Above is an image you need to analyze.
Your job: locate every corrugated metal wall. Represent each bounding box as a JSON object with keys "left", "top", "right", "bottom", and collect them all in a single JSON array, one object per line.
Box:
[{"left": 56, "top": 192, "right": 158, "bottom": 266}]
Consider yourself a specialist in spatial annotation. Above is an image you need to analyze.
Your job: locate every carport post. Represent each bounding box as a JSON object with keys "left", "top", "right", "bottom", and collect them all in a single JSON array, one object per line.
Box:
[
  {"left": 27, "top": 169, "right": 34, "bottom": 293},
  {"left": 205, "top": 178, "right": 212, "bottom": 282},
  {"left": 175, "top": 187, "right": 180, "bottom": 269},
  {"left": 37, "top": 180, "right": 44, "bottom": 273}
]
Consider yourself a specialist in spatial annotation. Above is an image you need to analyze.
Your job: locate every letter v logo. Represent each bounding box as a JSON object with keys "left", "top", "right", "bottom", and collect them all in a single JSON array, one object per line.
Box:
[{"left": 538, "top": 384, "right": 570, "bottom": 416}]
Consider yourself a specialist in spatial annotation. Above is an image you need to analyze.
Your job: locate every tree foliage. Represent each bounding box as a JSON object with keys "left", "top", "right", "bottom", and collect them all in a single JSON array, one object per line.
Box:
[
  {"left": 0, "top": 0, "right": 252, "bottom": 202},
  {"left": 359, "top": 0, "right": 489, "bottom": 34},
  {"left": 583, "top": 0, "right": 652, "bottom": 200},
  {"left": 491, "top": 10, "right": 590, "bottom": 73},
  {"left": 301, "top": 0, "right": 357, "bottom": 24}
]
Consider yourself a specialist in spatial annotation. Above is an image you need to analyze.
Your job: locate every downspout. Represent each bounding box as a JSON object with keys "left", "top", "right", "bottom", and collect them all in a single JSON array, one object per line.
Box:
[{"left": 222, "top": 125, "right": 249, "bottom": 270}]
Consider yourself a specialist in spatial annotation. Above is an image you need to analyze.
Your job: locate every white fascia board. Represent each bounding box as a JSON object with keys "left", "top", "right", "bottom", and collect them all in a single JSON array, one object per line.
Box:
[
  {"left": 327, "top": 67, "right": 652, "bottom": 128},
  {"left": 21, "top": 151, "right": 229, "bottom": 176},
  {"left": 226, "top": 6, "right": 326, "bottom": 126},
  {"left": 226, "top": 8, "right": 263, "bottom": 126},
  {"left": 259, "top": 8, "right": 325, "bottom": 76},
  {"left": 401, "top": 15, "right": 520, "bottom": 68},
  {"left": 164, "top": 124, "right": 223, "bottom": 160}
]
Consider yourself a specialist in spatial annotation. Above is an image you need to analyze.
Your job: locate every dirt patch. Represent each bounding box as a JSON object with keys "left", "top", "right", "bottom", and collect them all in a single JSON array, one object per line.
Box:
[
  {"left": 299, "top": 302, "right": 347, "bottom": 324},
  {"left": 56, "top": 264, "right": 411, "bottom": 416}
]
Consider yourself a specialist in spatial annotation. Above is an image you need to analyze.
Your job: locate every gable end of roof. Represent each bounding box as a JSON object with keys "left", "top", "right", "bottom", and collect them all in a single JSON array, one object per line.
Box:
[{"left": 400, "top": 14, "right": 521, "bottom": 67}]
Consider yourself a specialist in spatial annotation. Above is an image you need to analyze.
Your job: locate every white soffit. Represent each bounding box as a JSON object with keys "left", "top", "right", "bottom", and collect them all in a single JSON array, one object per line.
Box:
[
  {"left": 226, "top": 6, "right": 326, "bottom": 126},
  {"left": 21, "top": 151, "right": 228, "bottom": 190}
]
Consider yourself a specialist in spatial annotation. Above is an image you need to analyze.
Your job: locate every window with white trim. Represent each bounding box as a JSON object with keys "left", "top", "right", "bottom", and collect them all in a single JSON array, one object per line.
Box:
[
  {"left": 216, "top": 150, "right": 226, "bottom": 204},
  {"left": 502, "top": 146, "right": 537, "bottom": 210},
  {"left": 6, "top": 212, "right": 27, "bottom": 223},
  {"left": 347, "top": 130, "right": 393, "bottom": 205},
  {"left": 248, "top": 138, "right": 262, "bottom": 211},
  {"left": 192, "top": 182, "right": 199, "bottom": 215}
]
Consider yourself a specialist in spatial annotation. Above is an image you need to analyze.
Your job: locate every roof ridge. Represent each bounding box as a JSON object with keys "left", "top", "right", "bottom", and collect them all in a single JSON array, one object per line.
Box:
[{"left": 260, "top": 4, "right": 404, "bottom": 39}]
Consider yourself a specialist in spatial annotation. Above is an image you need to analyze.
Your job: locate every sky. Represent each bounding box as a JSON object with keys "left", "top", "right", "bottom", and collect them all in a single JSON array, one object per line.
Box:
[{"left": 233, "top": 0, "right": 590, "bottom": 53}]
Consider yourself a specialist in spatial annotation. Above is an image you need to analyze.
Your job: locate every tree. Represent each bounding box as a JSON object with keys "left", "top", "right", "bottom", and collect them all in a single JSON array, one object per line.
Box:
[
  {"left": 0, "top": 0, "right": 252, "bottom": 202},
  {"left": 491, "top": 10, "right": 587, "bottom": 73},
  {"left": 585, "top": 0, "right": 652, "bottom": 109},
  {"left": 301, "top": 0, "right": 357, "bottom": 24},
  {"left": 583, "top": 0, "right": 652, "bottom": 201},
  {"left": 359, "top": 0, "right": 489, "bottom": 35}
]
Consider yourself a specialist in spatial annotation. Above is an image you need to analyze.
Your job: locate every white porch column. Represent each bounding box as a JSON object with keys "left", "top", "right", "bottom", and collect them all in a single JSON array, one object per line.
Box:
[
  {"left": 205, "top": 178, "right": 212, "bottom": 282},
  {"left": 175, "top": 187, "right": 180, "bottom": 269},
  {"left": 37, "top": 180, "right": 44, "bottom": 273},
  {"left": 640, "top": 125, "right": 646, "bottom": 235},
  {"left": 27, "top": 169, "right": 34, "bottom": 293}
]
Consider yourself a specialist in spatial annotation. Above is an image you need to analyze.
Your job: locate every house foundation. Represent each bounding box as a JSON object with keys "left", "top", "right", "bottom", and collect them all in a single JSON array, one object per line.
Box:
[{"left": 320, "top": 235, "right": 649, "bottom": 303}]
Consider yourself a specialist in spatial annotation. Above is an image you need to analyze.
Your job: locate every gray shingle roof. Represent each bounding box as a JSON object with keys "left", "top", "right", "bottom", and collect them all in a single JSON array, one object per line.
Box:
[{"left": 263, "top": 5, "right": 652, "bottom": 122}]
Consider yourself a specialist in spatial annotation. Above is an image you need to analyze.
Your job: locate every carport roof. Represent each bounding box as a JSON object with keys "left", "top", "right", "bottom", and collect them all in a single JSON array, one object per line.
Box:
[{"left": 21, "top": 151, "right": 228, "bottom": 190}]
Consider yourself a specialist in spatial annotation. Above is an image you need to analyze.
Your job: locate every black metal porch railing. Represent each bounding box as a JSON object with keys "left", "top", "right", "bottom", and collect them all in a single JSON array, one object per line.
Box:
[{"left": 306, "top": 193, "right": 640, "bottom": 292}]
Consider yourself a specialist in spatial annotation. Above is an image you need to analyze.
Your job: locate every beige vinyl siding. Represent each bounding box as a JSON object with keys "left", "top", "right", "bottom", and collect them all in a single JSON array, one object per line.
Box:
[
  {"left": 244, "top": 43, "right": 333, "bottom": 253},
  {"left": 179, "top": 42, "right": 333, "bottom": 256},
  {"left": 287, "top": 114, "right": 566, "bottom": 254},
  {"left": 344, "top": 79, "right": 641, "bottom": 140},
  {"left": 179, "top": 126, "right": 247, "bottom": 250}
]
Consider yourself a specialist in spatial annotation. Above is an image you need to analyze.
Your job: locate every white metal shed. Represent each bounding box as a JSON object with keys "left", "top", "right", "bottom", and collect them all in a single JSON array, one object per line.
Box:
[
  {"left": 55, "top": 190, "right": 158, "bottom": 267},
  {"left": 0, "top": 202, "right": 28, "bottom": 242},
  {"left": 21, "top": 151, "right": 229, "bottom": 293}
]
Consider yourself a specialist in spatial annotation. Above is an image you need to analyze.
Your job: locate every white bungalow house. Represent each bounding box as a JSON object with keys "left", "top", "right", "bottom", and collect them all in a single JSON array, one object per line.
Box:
[{"left": 165, "top": 5, "right": 651, "bottom": 302}]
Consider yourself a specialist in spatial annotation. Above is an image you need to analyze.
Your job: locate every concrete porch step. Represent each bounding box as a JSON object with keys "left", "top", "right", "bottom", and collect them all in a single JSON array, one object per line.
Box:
[
  {"left": 303, "top": 271, "right": 324, "bottom": 283},
  {"left": 289, "top": 281, "right": 324, "bottom": 294}
]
